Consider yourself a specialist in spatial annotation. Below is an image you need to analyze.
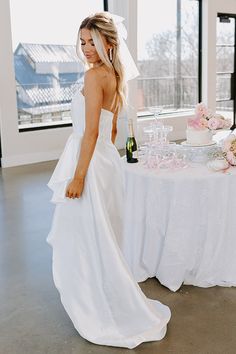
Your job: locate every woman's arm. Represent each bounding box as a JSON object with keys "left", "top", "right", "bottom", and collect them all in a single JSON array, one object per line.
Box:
[{"left": 66, "top": 69, "right": 103, "bottom": 198}]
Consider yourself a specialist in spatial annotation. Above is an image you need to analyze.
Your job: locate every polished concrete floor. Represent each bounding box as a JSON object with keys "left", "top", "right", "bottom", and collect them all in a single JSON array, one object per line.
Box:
[{"left": 1, "top": 161, "right": 236, "bottom": 354}]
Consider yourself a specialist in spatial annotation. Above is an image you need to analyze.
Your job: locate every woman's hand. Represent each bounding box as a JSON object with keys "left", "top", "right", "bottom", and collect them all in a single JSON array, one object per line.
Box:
[{"left": 65, "top": 177, "right": 84, "bottom": 199}]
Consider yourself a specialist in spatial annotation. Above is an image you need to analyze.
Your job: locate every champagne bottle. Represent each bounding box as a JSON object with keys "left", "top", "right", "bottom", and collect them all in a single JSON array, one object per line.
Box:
[{"left": 126, "top": 119, "right": 138, "bottom": 163}]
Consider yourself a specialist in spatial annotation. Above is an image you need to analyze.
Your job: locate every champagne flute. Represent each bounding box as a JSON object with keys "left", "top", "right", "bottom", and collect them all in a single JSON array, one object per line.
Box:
[
  {"left": 148, "top": 106, "right": 164, "bottom": 126},
  {"left": 148, "top": 106, "right": 164, "bottom": 145},
  {"left": 162, "top": 125, "right": 173, "bottom": 145}
]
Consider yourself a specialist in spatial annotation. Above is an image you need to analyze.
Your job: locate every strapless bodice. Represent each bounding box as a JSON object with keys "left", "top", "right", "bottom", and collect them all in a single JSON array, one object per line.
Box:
[
  {"left": 48, "top": 88, "right": 119, "bottom": 204},
  {"left": 70, "top": 90, "right": 114, "bottom": 142}
]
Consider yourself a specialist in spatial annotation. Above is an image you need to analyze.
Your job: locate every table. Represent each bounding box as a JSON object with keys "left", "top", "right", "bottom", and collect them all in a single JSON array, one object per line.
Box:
[{"left": 122, "top": 160, "right": 236, "bottom": 292}]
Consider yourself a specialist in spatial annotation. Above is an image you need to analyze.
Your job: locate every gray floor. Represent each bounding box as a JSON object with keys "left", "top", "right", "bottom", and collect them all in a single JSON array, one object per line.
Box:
[{"left": 1, "top": 161, "right": 236, "bottom": 354}]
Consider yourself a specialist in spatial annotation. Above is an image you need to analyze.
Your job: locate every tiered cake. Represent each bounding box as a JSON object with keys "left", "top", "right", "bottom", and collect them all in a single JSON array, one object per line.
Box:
[
  {"left": 186, "top": 127, "right": 213, "bottom": 145},
  {"left": 185, "top": 104, "right": 231, "bottom": 146}
]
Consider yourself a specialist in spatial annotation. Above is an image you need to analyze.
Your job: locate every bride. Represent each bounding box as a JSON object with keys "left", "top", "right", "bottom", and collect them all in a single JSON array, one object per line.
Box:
[{"left": 47, "top": 12, "right": 171, "bottom": 349}]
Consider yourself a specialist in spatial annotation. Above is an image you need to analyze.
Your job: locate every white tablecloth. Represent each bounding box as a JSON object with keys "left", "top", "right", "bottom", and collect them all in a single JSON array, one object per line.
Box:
[{"left": 122, "top": 160, "right": 236, "bottom": 292}]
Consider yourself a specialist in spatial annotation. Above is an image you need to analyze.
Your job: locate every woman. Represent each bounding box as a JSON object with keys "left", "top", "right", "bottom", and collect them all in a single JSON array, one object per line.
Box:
[{"left": 47, "top": 12, "right": 171, "bottom": 349}]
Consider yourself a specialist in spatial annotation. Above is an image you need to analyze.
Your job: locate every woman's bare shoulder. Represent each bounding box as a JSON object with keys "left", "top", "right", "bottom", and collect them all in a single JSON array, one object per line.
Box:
[
  {"left": 84, "top": 67, "right": 100, "bottom": 81},
  {"left": 84, "top": 68, "right": 102, "bottom": 91},
  {"left": 88, "top": 65, "right": 114, "bottom": 79},
  {"left": 85, "top": 66, "right": 115, "bottom": 92}
]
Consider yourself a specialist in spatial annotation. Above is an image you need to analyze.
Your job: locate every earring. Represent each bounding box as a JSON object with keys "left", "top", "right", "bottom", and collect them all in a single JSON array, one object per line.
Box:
[{"left": 109, "top": 48, "right": 113, "bottom": 62}]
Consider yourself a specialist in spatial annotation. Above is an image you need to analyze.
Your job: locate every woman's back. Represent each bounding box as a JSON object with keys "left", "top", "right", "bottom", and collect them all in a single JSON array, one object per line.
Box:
[{"left": 92, "top": 65, "right": 118, "bottom": 113}]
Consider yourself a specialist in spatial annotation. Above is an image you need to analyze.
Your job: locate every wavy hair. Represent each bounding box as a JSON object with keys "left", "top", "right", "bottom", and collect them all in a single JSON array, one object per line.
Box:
[{"left": 76, "top": 12, "right": 126, "bottom": 113}]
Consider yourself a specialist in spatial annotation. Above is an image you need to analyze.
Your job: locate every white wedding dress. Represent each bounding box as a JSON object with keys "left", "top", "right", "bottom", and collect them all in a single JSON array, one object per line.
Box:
[{"left": 47, "top": 89, "right": 171, "bottom": 349}]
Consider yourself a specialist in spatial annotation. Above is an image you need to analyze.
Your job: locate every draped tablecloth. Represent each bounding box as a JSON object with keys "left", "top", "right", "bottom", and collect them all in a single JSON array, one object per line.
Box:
[{"left": 122, "top": 161, "right": 236, "bottom": 292}]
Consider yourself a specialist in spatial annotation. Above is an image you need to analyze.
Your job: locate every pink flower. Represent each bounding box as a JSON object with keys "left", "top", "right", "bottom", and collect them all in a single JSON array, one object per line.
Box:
[
  {"left": 195, "top": 111, "right": 202, "bottom": 120},
  {"left": 224, "top": 119, "right": 232, "bottom": 128},
  {"left": 200, "top": 118, "right": 208, "bottom": 128},
  {"left": 226, "top": 151, "right": 236, "bottom": 166},
  {"left": 222, "top": 133, "right": 236, "bottom": 165},
  {"left": 195, "top": 102, "right": 208, "bottom": 118},
  {"left": 191, "top": 103, "right": 231, "bottom": 135},
  {"left": 231, "top": 139, "right": 236, "bottom": 153},
  {"left": 207, "top": 117, "right": 220, "bottom": 130},
  {"left": 188, "top": 117, "right": 204, "bottom": 130},
  {"left": 222, "top": 140, "right": 232, "bottom": 152},
  {"left": 217, "top": 118, "right": 225, "bottom": 129}
]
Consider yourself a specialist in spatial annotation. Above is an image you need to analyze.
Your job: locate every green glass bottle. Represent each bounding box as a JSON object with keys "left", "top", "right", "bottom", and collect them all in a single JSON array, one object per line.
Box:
[{"left": 126, "top": 120, "right": 138, "bottom": 163}]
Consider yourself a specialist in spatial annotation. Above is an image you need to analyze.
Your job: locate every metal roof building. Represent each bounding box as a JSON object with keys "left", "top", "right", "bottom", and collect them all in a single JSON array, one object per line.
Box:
[{"left": 14, "top": 43, "right": 84, "bottom": 124}]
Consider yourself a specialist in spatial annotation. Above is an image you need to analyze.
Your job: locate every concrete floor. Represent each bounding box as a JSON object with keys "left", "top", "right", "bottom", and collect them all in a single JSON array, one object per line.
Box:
[{"left": 1, "top": 161, "right": 236, "bottom": 354}]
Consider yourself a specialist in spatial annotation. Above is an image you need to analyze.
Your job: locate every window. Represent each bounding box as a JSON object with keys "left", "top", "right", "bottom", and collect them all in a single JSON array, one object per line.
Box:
[
  {"left": 216, "top": 15, "right": 235, "bottom": 126},
  {"left": 9, "top": 0, "right": 104, "bottom": 130},
  {"left": 137, "top": 0, "right": 200, "bottom": 116}
]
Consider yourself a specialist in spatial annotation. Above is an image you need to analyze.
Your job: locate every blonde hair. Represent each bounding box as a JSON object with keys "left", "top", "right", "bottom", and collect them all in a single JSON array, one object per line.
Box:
[{"left": 76, "top": 12, "right": 126, "bottom": 113}]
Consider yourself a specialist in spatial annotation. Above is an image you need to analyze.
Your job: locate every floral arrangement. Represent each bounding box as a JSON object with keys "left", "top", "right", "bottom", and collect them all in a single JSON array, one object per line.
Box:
[
  {"left": 188, "top": 102, "right": 231, "bottom": 131},
  {"left": 222, "top": 133, "right": 236, "bottom": 166}
]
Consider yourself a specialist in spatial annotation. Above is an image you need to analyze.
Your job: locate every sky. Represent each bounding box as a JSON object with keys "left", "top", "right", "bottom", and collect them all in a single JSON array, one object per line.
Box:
[
  {"left": 138, "top": 0, "right": 176, "bottom": 59},
  {"left": 10, "top": 0, "right": 103, "bottom": 50},
  {"left": 10, "top": 0, "right": 195, "bottom": 59}
]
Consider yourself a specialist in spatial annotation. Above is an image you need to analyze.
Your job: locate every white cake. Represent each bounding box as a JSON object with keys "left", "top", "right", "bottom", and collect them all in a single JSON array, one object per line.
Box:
[{"left": 186, "top": 127, "right": 213, "bottom": 145}]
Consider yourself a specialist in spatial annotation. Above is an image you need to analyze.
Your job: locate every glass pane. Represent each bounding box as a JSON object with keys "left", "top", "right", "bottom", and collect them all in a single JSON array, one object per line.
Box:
[
  {"left": 216, "top": 17, "right": 235, "bottom": 75},
  {"left": 216, "top": 46, "right": 234, "bottom": 73},
  {"left": 137, "top": 0, "right": 199, "bottom": 115},
  {"left": 216, "top": 17, "right": 235, "bottom": 45},
  {"left": 216, "top": 74, "right": 231, "bottom": 100},
  {"left": 10, "top": 0, "right": 104, "bottom": 129}
]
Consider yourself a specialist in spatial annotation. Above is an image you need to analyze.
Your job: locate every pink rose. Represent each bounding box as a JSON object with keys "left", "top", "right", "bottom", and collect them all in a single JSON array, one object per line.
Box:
[
  {"left": 200, "top": 118, "right": 208, "bottom": 128},
  {"left": 226, "top": 151, "right": 236, "bottom": 166},
  {"left": 195, "top": 111, "right": 202, "bottom": 120},
  {"left": 224, "top": 119, "right": 232, "bottom": 128},
  {"left": 207, "top": 117, "right": 220, "bottom": 130},
  {"left": 196, "top": 102, "right": 208, "bottom": 117},
  {"left": 217, "top": 118, "right": 225, "bottom": 129},
  {"left": 188, "top": 117, "right": 204, "bottom": 130},
  {"left": 231, "top": 140, "right": 236, "bottom": 153},
  {"left": 222, "top": 134, "right": 236, "bottom": 151},
  {"left": 222, "top": 140, "right": 232, "bottom": 152}
]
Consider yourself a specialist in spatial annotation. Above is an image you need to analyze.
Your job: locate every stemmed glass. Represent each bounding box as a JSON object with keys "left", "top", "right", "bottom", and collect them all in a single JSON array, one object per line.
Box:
[
  {"left": 148, "top": 106, "right": 163, "bottom": 125},
  {"left": 156, "top": 125, "right": 173, "bottom": 145},
  {"left": 148, "top": 106, "right": 172, "bottom": 145}
]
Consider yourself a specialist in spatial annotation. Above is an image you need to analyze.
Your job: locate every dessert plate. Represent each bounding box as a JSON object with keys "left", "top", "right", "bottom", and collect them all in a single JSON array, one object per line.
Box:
[{"left": 181, "top": 141, "right": 217, "bottom": 147}]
